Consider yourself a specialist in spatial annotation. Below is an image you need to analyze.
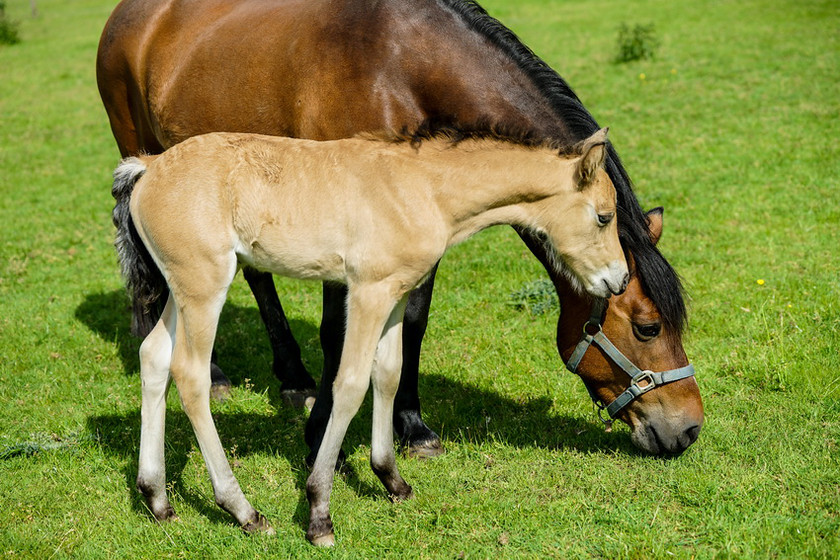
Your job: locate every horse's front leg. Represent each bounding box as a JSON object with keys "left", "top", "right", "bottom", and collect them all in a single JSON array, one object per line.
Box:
[
  {"left": 306, "top": 284, "right": 402, "bottom": 546},
  {"left": 371, "top": 296, "right": 413, "bottom": 500},
  {"left": 242, "top": 267, "right": 317, "bottom": 405},
  {"left": 394, "top": 263, "right": 443, "bottom": 457}
]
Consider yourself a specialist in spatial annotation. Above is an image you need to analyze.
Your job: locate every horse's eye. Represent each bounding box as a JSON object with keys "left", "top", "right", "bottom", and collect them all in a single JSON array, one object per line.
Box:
[
  {"left": 632, "top": 322, "right": 661, "bottom": 341},
  {"left": 597, "top": 212, "right": 614, "bottom": 227}
]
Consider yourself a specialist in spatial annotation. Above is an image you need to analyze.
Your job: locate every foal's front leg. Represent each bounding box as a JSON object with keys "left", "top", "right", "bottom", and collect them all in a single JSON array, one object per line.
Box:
[{"left": 306, "top": 285, "right": 410, "bottom": 546}]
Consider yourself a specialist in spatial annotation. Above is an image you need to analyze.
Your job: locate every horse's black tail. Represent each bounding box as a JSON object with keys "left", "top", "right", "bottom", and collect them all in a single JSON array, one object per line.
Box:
[{"left": 112, "top": 157, "right": 166, "bottom": 337}]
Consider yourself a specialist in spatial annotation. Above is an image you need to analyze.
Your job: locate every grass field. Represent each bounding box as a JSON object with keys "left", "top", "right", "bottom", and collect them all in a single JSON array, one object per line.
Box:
[{"left": 1, "top": 0, "right": 839, "bottom": 557}]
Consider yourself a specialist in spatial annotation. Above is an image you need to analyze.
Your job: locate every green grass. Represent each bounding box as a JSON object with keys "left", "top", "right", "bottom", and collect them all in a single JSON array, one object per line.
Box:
[{"left": 1, "top": 0, "right": 839, "bottom": 557}]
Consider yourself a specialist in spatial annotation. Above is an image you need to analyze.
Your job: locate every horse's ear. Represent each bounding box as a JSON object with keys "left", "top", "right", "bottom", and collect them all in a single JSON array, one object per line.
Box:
[
  {"left": 646, "top": 207, "right": 664, "bottom": 245},
  {"left": 575, "top": 127, "right": 609, "bottom": 189}
]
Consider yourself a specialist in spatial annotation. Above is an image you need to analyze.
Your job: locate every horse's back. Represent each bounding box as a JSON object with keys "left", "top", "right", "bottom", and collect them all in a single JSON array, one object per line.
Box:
[{"left": 97, "top": 0, "right": 441, "bottom": 153}]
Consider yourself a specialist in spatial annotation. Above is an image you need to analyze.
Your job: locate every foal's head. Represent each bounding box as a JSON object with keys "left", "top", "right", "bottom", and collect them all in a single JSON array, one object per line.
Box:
[{"left": 532, "top": 128, "right": 629, "bottom": 299}]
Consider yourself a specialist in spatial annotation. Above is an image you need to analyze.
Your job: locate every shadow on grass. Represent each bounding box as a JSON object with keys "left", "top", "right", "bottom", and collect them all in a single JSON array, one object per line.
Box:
[{"left": 77, "top": 288, "right": 642, "bottom": 531}]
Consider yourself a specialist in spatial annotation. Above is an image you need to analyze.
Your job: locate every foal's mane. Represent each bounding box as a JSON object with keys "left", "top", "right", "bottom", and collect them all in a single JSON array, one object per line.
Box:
[
  {"left": 369, "top": 120, "right": 579, "bottom": 156},
  {"left": 437, "top": 0, "right": 687, "bottom": 332}
]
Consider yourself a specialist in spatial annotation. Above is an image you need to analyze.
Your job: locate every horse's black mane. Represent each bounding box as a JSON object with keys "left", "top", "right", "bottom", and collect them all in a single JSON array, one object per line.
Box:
[{"left": 438, "top": 0, "right": 687, "bottom": 332}]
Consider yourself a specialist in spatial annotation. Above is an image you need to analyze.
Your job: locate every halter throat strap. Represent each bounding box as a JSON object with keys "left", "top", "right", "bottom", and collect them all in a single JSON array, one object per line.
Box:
[{"left": 565, "top": 298, "right": 695, "bottom": 419}]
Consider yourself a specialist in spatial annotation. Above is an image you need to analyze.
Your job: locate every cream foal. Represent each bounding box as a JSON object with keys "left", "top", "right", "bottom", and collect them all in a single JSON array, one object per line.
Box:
[{"left": 112, "top": 128, "right": 628, "bottom": 545}]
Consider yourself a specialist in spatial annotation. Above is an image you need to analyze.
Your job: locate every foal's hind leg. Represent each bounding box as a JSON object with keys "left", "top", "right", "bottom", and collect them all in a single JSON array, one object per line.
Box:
[
  {"left": 168, "top": 274, "right": 272, "bottom": 533},
  {"left": 136, "top": 296, "right": 176, "bottom": 521},
  {"left": 370, "top": 296, "right": 413, "bottom": 500}
]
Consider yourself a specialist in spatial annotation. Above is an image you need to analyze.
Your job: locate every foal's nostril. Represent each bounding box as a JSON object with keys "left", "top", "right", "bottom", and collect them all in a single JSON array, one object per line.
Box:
[{"left": 610, "top": 273, "right": 629, "bottom": 296}]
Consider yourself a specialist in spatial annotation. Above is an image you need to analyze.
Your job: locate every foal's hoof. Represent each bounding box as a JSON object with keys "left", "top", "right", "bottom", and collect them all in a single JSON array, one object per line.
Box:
[
  {"left": 281, "top": 388, "right": 317, "bottom": 411},
  {"left": 242, "top": 512, "right": 275, "bottom": 535},
  {"left": 307, "top": 518, "right": 335, "bottom": 547},
  {"left": 309, "top": 531, "right": 335, "bottom": 547},
  {"left": 152, "top": 506, "right": 179, "bottom": 523},
  {"left": 209, "top": 363, "right": 232, "bottom": 402},
  {"left": 390, "top": 485, "right": 414, "bottom": 503}
]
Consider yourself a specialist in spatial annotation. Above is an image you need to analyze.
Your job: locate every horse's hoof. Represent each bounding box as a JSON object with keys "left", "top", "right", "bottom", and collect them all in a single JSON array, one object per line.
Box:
[
  {"left": 242, "top": 512, "right": 275, "bottom": 535},
  {"left": 407, "top": 438, "right": 444, "bottom": 459},
  {"left": 281, "top": 388, "right": 317, "bottom": 410},
  {"left": 210, "top": 363, "right": 232, "bottom": 402},
  {"left": 210, "top": 382, "right": 232, "bottom": 402}
]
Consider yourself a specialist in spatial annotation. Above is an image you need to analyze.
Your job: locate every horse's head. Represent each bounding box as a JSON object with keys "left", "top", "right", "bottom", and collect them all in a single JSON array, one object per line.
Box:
[
  {"left": 557, "top": 208, "right": 703, "bottom": 455},
  {"left": 534, "top": 128, "right": 628, "bottom": 299}
]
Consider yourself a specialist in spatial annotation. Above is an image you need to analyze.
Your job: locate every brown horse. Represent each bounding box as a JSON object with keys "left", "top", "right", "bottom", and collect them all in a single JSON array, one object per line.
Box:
[
  {"left": 112, "top": 128, "right": 627, "bottom": 544},
  {"left": 97, "top": 0, "right": 703, "bottom": 458}
]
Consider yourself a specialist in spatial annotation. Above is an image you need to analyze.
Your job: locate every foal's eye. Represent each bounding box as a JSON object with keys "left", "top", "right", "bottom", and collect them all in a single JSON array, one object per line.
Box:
[
  {"left": 597, "top": 212, "right": 614, "bottom": 227},
  {"left": 632, "top": 322, "right": 662, "bottom": 341}
]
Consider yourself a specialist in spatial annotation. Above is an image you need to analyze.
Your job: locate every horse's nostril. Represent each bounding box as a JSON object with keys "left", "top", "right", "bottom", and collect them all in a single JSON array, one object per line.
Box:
[{"left": 683, "top": 424, "right": 701, "bottom": 446}]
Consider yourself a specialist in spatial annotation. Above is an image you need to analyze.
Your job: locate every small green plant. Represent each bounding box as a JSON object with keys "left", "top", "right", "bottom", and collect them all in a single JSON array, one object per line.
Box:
[
  {"left": 508, "top": 278, "right": 558, "bottom": 315},
  {"left": 0, "top": 1, "right": 21, "bottom": 46},
  {"left": 614, "top": 22, "right": 658, "bottom": 63}
]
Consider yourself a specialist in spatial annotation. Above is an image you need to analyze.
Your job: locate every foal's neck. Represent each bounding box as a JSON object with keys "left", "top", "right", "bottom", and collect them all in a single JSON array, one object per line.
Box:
[{"left": 420, "top": 140, "right": 573, "bottom": 246}]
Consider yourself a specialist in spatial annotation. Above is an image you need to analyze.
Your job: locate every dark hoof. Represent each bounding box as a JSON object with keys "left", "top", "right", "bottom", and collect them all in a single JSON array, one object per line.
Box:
[
  {"left": 406, "top": 437, "right": 444, "bottom": 459},
  {"left": 242, "top": 512, "right": 275, "bottom": 535},
  {"left": 210, "top": 363, "right": 232, "bottom": 402},
  {"left": 281, "top": 388, "right": 317, "bottom": 410}
]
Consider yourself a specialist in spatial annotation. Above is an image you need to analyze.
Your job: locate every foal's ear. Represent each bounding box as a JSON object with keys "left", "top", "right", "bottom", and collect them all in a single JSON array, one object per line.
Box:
[
  {"left": 574, "top": 127, "right": 609, "bottom": 189},
  {"left": 646, "top": 207, "right": 664, "bottom": 245}
]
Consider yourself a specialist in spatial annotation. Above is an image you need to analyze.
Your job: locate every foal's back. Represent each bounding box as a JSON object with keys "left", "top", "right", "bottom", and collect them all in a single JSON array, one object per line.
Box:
[{"left": 131, "top": 133, "right": 451, "bottom": 285}]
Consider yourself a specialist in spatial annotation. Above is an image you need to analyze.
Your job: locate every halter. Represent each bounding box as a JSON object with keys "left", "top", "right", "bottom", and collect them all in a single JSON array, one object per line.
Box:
[{"left": 564, "top": 298, "right": 695, "bottom": 429}]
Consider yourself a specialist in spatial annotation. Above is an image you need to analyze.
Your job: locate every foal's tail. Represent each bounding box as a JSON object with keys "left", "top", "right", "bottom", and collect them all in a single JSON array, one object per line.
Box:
[{"left": 112, "top": 157, "right": 166, "bottom": 337}]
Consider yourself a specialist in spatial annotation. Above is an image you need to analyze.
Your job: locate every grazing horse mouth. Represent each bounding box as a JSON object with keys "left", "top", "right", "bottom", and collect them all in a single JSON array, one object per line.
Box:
[{"left": 631, "top": 418, "right": 702, "bottom": 456}]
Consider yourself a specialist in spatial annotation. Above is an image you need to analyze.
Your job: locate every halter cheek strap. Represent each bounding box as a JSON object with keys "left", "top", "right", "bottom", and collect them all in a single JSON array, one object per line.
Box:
[{"left": 565, "top": 298, "right": 696, "bottom": 420}]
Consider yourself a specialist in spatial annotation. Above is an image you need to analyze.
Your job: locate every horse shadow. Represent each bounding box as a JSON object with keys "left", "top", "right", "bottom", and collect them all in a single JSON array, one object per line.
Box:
[{"left": 77, "top": 288, "right": 642, "bottom": 531}]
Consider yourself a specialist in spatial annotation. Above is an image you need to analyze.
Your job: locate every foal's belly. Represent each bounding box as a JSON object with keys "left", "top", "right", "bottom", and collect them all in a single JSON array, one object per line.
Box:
[{"left": 236, "top": 235, "right": 348, "bottom": 284}]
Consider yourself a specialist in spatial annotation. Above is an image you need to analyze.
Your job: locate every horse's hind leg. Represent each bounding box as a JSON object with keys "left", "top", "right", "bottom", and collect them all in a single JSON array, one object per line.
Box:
[
  {"left": 243, "top": 267, "right": 316, "bottom": 406},
  {"left": 169, "top": 271, "right": 272, "bottom": 534},
  {"left": 370, "top": 296, "right": 413, "bottom": 500},
  {"left": 306, "top": 283, "right": 403, "bottom": 546},
  {"left": 136, "top": 295, "right": 176, "bottom": 521}
]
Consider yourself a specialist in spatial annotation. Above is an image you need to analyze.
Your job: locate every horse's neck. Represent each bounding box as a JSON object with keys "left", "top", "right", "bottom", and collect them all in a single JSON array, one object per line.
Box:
[
  {"left": 390, "top": 2, "right": 571, "bottom": 141},
  {"left": 419, "top": 142, "right": 570, "bottom": 246}
]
